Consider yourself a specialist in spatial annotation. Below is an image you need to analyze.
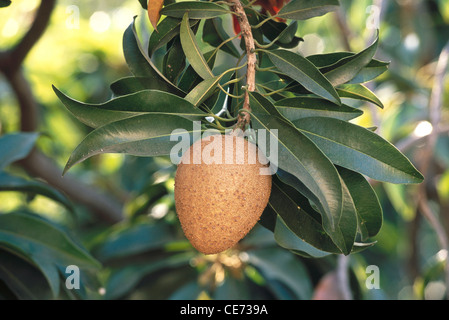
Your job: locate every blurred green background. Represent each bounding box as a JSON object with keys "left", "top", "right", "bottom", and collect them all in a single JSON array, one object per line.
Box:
[{"left": 0, "top": 0, "right": 448, "bottom": 300}]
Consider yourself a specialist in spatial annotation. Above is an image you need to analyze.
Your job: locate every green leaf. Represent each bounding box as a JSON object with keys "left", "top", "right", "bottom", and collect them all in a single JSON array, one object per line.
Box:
[
  {"left": 260, "top": 19, "right": 303, "bottom": 49},
  {"left": 293, "top": 117, "right": 424, "bottom": 184},
  {"left": 307, "top": 52, "right": 389, "bottom": 84},
  {"left": 184, "top": 75, "right": 222, "bottom": 107},
  {"left": 94, "top": 221, "right": 175, "bottom": 261},
  {"left": 148, "top": 17, "right": 199, "bottom": 57},
  {"left": 346, "top": 60, "right": 389, "bottom": 84},
  {"left": 202, "top": 18, "right": 240, "bottom": 58},
  {"left": 249, "top": 93, "right": 343, "bottom": 236},
  {"left": 0, "top": 172, "right": 74, "bottom": 213},
  {"left": 274, "top": 96, "right": 363, "bottom": 121},
  {"left": 160, "top": 1, "right": 230, "bottom": 19},
  {"left": 0, "top": 249, "right": 52, "bottom": 300},
  {"left": 109, "top": 76, "right": 185, "bottom": 98},
  {"left": 163, "top": 37, "right": 186, "bottom": 82},
  {"left": 180, "top": 13, "right": 214, "bottom": 80},
  {"left": 0, "top": 0, "right": 11, "bottom": 8},
  {"left": 337, "top": 83, "right": 384, "bottom": 108},
  {"left": 336, "top": 176, "right": 358, "bottom": 254},
  {"left": 277, "top": 21, "right": 299, "bottom": 44},
  {"left": 123, "top": 18, "right": 177, "bottom": 92},
  {"left": 273, "top": 171, "right": 356, "bottom": 255},
  {"left": 277, "top": 0, "right": 339, "bottom": 20},
  {"left": 307, "top": 52, "right": 355, "bottom": 67},
  {"left": 274, "top": 169, "right": 370, "bottom": 255},
  {"left": 265, "top": 49, "right": 341, "bottom": 104},
  {"left": 137, "top": 0, "right": 147, "bottom": 10},
  {"left": 247, "top": 248, "right": 313, "bottom": 300},
  {"left": 338, "top": 167, "right": 383, "bottom": 240},
  {"left": 178, "top": 50, "right": 217, "bottom": 92},
  {"left": 273, "top": 217, "right": 332, "bottom": 258},
  {"left": 105, "top": 253, "right": 193, "bottom": 299},
  {"left": 53, "top": 86, "right": 206, "bottom": 129},
  {"left": 0, "top": 132, "right": 39, "bottom": 170},
  {"left": 322, "top": 36, "right": 379, "bottom": 86},
  {"left": 268, "top": 178, "right": 342, "bottom": 254},
  {"left": 64, "top": 114, "right": 202, "bottom": 173},
  {"left": 0, "top": 213, "right": 100, "bottom": 297}
]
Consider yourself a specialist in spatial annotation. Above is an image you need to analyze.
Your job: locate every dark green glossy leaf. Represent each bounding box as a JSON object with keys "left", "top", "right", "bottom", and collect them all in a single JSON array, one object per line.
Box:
[
  {"left": 0, "top": 132, "right": 39, "bottom": 170},
  {"left": 293, "top": 117, "right": 424, "bottom": 184},
  {"left": 268, "top": 178, "right": 342, "bottom": 254},
  {"left": 247, "top": 248, "right": 312, "bottom": 299},
  {"left": 277, "top": 21, "right": 299, "bottom": 44},
  {"left": 260, "top": 19, "right": 303, "bottom": 49},
  {"left": 54, "top": 86, "right": 206, "bottom": 129},
  {"left": 148, "top": 17, "right": 198, "bottom": 56},
  {"left": 0, "top": 0, "right": 11, "bottom": 8},
  {"left": 274, "top": 96, "right": 363, "bottom": 121},
  {"left": 265, "top": 49, "right": 340, "bottom": 104},
  {"left": 203, "top": 18, "right": 240, "bottom": 58},
  {"left": 0, "top": 213, "right": 100, "bottom": 297},
  {"left": 123, "top": 19, "right": 178, "bottom": 93},
  {"left": 109, "top": 76, "right": 185, "bottom": 98},
  {"left": 0, "top": 172, "right": 74, "bottom": 213},
  {"left": 163, "top": 37, "right": 186, "bottom": 82},
  {"left": 249, "top": 93, "right": 343, "bottom": 237},
  {"left": 277, "top": 0, "right": 339, "bottom": 20},
  {"left": 184, "top": 75, "right": 222, "bottom": 107},
  {"left": 337, "top": 83, "right": 384, "bottom": 108},
  {"left": 64, "top": 114, "right": 202, "bottom": 173},
  {"left": 0, "top": 249, "right": 51, "bottom": 300},
  {"left": 346, "top": 60, "right": 389, "bottom": 84},
  {"left": 178, "top": 50, "right": 217, "bottom": 92},
  {"left": 160, "top": 1, "right": 229, "bottom": 19},
  {"left": 321, "top": 36, "right": 379, "bottom": 86},
  {"left": 273, "top": 217, "right": 332, "bottom": 258},
  {"left": 137, "top": 0, "right": 147, "bottom": 10},
  {"left": 338, "top": 167, "right": 383, "bottom": 240},
  {"left": 307, "top": 52, "right": 355, "bottom": 67},
  {"left": 336, "top": 176, "right": 358, "bottom": 254},
  {"left": 180, "top": 13, "right": 214, "bottom": 80},
  {"left": 95, "top": 221, "right": 175, "bottom": 261},
  {"left": 105, "top": 253, "right": 193, "bottom": 299},
  {"left": 273, "top": 171, "right": 356, "bottom": 255},
  {"left": 307, "top": 52, "right": 389, "bottom": 84},
  {"left": 274, "top": 169, "right": 373, "bottom": 255}
]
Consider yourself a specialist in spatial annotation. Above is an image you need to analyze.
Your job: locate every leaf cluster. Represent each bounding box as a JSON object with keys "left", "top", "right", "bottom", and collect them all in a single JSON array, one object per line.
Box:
[{"left": 53, "top": 0, "right": 423, "bottom": 258}]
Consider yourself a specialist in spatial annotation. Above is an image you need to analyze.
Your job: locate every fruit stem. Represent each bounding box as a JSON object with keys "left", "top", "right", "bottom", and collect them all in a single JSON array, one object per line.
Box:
[{"left": 229, "top": 0, "right": 256, "bottom": 133}]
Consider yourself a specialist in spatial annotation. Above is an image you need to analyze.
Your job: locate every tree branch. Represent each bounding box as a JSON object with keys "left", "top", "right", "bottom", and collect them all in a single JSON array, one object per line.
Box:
[
  {"left": 0, "top": 0, "right": 56, "bottom": 72},
  {"left": 0, "top": 0, "right": 124, "bottom": 224},
  {"left": 229, "top": 0, "right": 256, "bottom": 131},
  {"left": 20, "top": 149, "right": 124, "bottom": 224},
  {"left": 418, "top": 40, "right": 449, "bottom": 295}
]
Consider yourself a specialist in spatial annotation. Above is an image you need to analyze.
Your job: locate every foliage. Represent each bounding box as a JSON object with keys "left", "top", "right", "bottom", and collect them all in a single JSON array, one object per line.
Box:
[
  {"left": 0, "top": 0, "right": 447, "bottom": 300},
  {"left": 54, "top": 0, "right": 422, "bottom": 258}
]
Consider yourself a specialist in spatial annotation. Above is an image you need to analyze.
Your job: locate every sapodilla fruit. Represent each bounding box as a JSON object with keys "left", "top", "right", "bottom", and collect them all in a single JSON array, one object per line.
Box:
[{"left": 174, "top": 134, "right": 272, "bottom": 254}]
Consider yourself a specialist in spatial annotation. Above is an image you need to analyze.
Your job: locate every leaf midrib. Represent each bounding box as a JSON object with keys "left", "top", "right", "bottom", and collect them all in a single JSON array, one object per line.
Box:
[
  {"left": 251, "top": 113, "right": 335, "bottom": 224},
  {"left": 278, "top": 3, "right": 338, "bottom": 18},
  {"left": 296, "top": 125, "right": 413, "bottom": 177},
  {"left": 182, "top": 15, "right": 214, "bottom": 79},
  {"left": 88, "top": 129, "right": 204, "bottom": 151},
  {"left": 268, "top": 51, "right": 338, "bottom": 103}
]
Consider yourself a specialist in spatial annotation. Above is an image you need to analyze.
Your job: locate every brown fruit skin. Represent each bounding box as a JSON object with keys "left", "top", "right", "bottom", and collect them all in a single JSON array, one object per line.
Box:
[{"left": 174, "top": 134, "right": 272, "bottom": 255}]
